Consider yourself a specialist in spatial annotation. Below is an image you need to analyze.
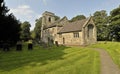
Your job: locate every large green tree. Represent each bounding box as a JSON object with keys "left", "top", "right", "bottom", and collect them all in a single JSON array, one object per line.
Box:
[
  {"left": 20, "top": 21, "right": 31, "bottom": 41},
  {"left": 0, "top": 0, "right": 21, "bottom": 45},
  {"left": 70, "top": 15, "right": 86, "bottom": 22},
  {"left": 93, "top": 10, "right": 109, "bottom": 41},
  {"left": 34, "top": 17, "right": 42, "bottom": 41},
  {"left": 109, "top": 6, "right": 120, "bottom": 41}
]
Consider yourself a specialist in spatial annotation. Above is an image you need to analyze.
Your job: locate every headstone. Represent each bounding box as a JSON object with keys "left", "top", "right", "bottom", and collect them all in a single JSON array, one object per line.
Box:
[
  {"left": 3, "top": 42, "right": 9, "bottom": 51},
  {"left": 28, "top": 39, "right": 33, "bottom": 50},
  {"left": 16, "top": 41, "right": 22, "bottom": 51}
]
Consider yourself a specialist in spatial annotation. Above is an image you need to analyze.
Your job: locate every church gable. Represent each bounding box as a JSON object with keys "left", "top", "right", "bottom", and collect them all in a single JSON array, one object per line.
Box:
[{"left": 82, "top": 16, "right": 95, "bottom": 28}]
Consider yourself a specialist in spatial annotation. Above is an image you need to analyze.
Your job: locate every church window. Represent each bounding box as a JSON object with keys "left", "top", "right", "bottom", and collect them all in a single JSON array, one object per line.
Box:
[
  {"left": 88, "top": 24, "right": 94, "bottom": 38},
  {"left": 73, "top": 32, "right": 79, "bottom": 38}
]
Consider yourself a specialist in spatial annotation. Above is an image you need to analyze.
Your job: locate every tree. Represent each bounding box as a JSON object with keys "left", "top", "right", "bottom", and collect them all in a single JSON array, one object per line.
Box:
[
  {"left": 0, "top": 0, "right": 9, "bottom": 16},
  {"left": 54, "top": 15, "right": 60, "bottom": 21},
  {"left": 70, "top": 15, "right": 86, "bottom": 22},
  {"left": 0, "top": 0, "right": 21, "bottom": 46},
  {"left": 34, "top": 17, "right": 42, "bottom": 41},
  {"left": 30, "top": 30, "right": 36, "bottom": 39},
  {"left": 20, "top": 21, "right": 31, "bottom": 41},
  {"left": 93, "top": 10, "right": 109, "bottom": 41},
  {"left": 109, "top": 6, "right": 120, "bottom": 41}
]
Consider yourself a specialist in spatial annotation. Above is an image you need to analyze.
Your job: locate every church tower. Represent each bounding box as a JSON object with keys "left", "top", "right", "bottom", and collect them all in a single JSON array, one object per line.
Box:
[
  {"left": 41, "top": 11, "right": 55, "bottom": 42},
  {"left": 42, "top": 11, "right": 55, "bottom": 26}
]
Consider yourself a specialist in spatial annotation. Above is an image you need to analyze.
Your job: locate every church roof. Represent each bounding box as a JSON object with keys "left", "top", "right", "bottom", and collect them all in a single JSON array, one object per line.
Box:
[
  {"left": 44, "top": 16, "right": 68, "bottom": 29},
  {"left": 58, "top": 18, "right": 90, "bottom": 33}
]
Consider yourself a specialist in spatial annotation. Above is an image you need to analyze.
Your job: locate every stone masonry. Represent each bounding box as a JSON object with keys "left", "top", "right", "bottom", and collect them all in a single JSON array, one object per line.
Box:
[{"left": 41, "top": 11, "right": 97, "bottom": 46}]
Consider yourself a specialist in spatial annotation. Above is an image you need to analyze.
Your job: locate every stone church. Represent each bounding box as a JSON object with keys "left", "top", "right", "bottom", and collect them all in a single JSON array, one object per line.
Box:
[{"left": 41, "top": 11, "right": 97, "bottom": 46}]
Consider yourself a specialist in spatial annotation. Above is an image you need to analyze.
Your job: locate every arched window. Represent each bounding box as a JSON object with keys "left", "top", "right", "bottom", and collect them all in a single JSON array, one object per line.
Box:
[{"left": 88, "top": 24, "right": 94, "bottom": 38}]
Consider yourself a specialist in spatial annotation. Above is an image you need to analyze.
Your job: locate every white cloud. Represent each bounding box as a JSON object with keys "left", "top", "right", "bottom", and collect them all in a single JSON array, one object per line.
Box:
[
  {"left": 10, "top": 5, "right": 41, "bottom": 30},
  {"left": 10, "top": 5, "right": 34, "bottom": 17},
  {"left": 18, "top": 5, "right": 30, "bottom": 9},
  {"left": 43, "top": 0, "right": 47, "bottom": 6}
]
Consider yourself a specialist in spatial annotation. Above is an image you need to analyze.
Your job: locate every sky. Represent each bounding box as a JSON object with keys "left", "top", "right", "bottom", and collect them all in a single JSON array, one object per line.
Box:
[{"left": 5, "top": 0, "right": 120, "bottom": 30}]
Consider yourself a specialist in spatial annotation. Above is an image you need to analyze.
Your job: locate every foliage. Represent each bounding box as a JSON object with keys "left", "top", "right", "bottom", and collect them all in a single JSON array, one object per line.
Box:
[
  {"left": 20, "top": 21, "right": 31, "bottom": 41},
  {"left": 0, "top": 0, "right": 9, "bottom": 16},
  {"left": 108, "top": 25, "right": 120, "bottom": 41},
  {"left": 109, "top": 6, "right": 120, "bottom": 41},
  {"left": 93, "top": 10, "right": 108, "bottom": 25},
  {"left": 70, "top": 15, "right": 86, "bottom": 22},
  {"left": 54, "top": 15, "right": 60, "bottom": 21},
  {"left": 93, "top": 10, "right": 109, "bottom": 41},
  {"left": 0, "top": 0, "right": 21, "bottom": 45},
  {"left": 30, "top": 30, "right": 36, "bottom": 39},
  {"left": 0, "top": 45, "right": 100, "bottom": 74},
  {"left": 34, "top": 17, "right": 42, "bottom": 41}
]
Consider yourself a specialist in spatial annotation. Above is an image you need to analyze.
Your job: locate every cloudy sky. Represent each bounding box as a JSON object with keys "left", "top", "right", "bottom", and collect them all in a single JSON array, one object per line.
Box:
[{"left": 5, "top": 0, "right": 120, "bottom": 30}]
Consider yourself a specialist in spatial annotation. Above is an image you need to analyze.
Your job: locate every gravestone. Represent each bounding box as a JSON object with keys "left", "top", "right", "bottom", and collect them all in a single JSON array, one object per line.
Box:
[
  {"left": 16, "top": 41, "right": 22, "bottom": 51},
  {"left": 28, "top": 39, "right": 33, "bottom": 50},
  {"left": 3, "top": 42, "right": 9, "bottom": 51}
]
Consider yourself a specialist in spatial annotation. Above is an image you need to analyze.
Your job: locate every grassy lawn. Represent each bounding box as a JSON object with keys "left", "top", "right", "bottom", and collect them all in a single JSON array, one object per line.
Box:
[
  {"left": 89, "top": 41, "right": 120, "bottom": 68},
  {"left": 0, "top": 44, "right": 100, "bottom": 74}
]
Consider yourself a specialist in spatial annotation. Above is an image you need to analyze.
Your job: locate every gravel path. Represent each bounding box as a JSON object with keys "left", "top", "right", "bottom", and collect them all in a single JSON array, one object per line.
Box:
[{"left": 95, "top": 48, "right": 120, "bottom": 74}]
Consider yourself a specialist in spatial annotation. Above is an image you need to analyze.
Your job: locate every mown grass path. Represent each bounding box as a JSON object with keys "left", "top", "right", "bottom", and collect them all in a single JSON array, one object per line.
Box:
[{"left": 95, "top": 48, "right": 120, "bottom": 74}]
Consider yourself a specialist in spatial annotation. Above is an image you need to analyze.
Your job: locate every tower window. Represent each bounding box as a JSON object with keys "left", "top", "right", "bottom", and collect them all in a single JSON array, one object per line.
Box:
[{"left": 49, "top": 17, "right": 51, "bottom": 22}]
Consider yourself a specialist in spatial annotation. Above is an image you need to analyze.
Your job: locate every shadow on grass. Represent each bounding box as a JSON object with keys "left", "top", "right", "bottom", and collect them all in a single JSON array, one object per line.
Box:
[{"left": 0, "top": 45, "right": 70, "bottom": 71}]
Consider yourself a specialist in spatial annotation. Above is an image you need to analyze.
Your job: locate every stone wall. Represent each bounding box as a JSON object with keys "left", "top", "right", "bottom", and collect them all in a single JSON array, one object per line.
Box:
[
  {"left": 57, "top": 32, "right": 82, "bottom": 45},
  {"left": 42, "top": 27, "right": 58, "bottom": 43}
]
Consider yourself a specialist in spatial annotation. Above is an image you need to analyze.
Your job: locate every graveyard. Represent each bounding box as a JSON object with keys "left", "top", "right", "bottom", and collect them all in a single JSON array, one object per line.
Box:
[
  {"left": 0, "top": 41, "right": 120, "bottom": 74},
  {"left": 0, "top": 0, "right": 120, "bottom": 74}
]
